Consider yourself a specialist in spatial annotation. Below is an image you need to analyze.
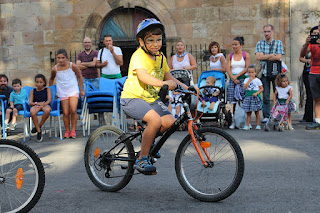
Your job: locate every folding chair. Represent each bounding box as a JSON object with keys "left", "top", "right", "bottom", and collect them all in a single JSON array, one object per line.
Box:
[{"left": 48, "top": 85, "right": 63, "bottom": 140}]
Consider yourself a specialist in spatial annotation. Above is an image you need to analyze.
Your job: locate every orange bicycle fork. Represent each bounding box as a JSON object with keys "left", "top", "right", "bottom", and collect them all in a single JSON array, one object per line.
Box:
[{"left": 186, "top": 114, "right": 212, "bottom": 167}]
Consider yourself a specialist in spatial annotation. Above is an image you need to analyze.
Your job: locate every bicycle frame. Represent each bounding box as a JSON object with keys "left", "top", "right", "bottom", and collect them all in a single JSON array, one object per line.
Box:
[{"left": 110, "top": 89, "right": 212, "bottom": 167}]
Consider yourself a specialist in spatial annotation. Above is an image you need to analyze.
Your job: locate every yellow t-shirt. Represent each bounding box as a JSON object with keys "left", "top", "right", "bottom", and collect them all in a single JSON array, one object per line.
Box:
[{"left": 121, "top": 47, "right": 170, "bottom": 103}]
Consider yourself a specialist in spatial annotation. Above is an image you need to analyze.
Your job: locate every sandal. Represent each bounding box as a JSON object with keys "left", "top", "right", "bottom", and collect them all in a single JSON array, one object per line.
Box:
[
  {"left": 69, "top": 130, "right": 76, "bottom": 138},
  {"left": 133, "top": 156, "right": 157, "bottom": 175},
  {"left": 63, "top": 131, "right": 70, "bottom": 138}
]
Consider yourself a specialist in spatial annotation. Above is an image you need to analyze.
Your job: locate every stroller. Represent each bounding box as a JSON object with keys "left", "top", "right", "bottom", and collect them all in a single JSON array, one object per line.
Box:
[
  {"left": 167, "top": 69, "right": 197, "bottom": 115},
  {"left": 264, "top": 101, "right": 289, "bottom": 132},
  {"left": 196, "top": 70, "right": 232, "bottom": 128}
]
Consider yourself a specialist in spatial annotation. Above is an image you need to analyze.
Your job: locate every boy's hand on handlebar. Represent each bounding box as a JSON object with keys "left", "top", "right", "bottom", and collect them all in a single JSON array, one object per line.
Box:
[{"left": 163, "top": 80, "right": 177, "bottom": 90}]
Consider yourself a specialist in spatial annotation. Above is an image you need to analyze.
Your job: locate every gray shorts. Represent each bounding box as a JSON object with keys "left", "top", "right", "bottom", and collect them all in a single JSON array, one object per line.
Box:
[
  {"left": 309, "top": 74, "right": 320, "bottom": 99},
  {"left": 120, "top": 98, "right": 171, "bottom": 123}
]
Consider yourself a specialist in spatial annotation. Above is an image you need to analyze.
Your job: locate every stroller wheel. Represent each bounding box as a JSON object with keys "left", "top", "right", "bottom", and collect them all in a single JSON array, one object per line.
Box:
[
  {"left": 273, "top": 125, "right": 276, "bottom": 130},
  {"left": 264, "top": 125, "right": 270, "bottom": 132},
  {"left": 277, "top": 126, "right": 283, "bottom": 132},
  {"left": 225, "top": 110, "right": 232, "bottom": 128}
]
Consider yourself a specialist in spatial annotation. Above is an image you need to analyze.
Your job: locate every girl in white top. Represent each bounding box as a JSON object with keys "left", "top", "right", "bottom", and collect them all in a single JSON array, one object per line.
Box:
[
  {"left": 226, "top": 36, "right": 250, "bottom": 129},
  {"left": 208, "top": 41, "right": 226, "bottom": 72},
  {"left": 169, "top": 41, "right": 197, "bottom": 84},
  {"left": 273, "top": 74, "right": 295, "bottom": 130},
  {"left": 242, "top": 65, "right": 264, "bottom": 130},
  {"left": 49, "top": 49, "right": 85, "bottom": 139}
]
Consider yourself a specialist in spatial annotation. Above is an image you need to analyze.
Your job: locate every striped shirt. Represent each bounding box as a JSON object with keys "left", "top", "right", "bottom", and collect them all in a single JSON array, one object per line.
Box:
[{"left": 255, "top": 39, "right": 285, "bottom": 75}]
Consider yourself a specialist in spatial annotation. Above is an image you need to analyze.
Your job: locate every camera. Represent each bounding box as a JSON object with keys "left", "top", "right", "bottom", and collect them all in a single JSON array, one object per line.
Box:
[{"left": 310, "top": 34, "right": 319, "bottom": 44}]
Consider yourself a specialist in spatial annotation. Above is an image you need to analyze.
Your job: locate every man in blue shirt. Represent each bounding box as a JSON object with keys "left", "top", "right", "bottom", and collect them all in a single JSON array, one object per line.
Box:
[{"left": 255, "top": 24, "right": 285, "bottom": 122}]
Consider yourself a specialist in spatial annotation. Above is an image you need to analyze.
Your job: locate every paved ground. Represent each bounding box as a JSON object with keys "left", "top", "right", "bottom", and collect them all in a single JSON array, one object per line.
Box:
[{"left": 3, "top": 111, "right": 320, "bottom": 213}]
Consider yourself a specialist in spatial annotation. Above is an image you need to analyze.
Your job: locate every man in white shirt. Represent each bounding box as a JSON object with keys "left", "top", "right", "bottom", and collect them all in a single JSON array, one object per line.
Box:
[{"left": 96, "top": 35, "right": 123, "bottom": 79}]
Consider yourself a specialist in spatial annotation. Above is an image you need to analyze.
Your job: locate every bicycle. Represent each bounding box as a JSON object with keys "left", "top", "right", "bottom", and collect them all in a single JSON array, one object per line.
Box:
[
  {"left": 84, "top": 85, "right": 245, "bottom": 202},
  {"left": 0, "top": 139, "right": 45, "bottom": 212}
]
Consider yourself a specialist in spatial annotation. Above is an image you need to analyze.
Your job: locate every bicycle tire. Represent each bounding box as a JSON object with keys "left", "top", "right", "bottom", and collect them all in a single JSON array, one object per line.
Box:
[
  {"left": 0, "top": 139, "right": 45, "bottom": 213},
  {"left": 175, "top": 127, "right": 244, "bottom": 202},
  {"left": 84, "top": 125, "right": 135, "bottom": 192}
]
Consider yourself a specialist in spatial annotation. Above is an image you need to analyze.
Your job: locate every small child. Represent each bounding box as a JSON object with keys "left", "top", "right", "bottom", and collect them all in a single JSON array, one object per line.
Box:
[
  {"left": 273, "top": 74, "right": 295, "bottom": 130},
  {"left": 242, "top": 65, "right": 263, "bottom": 130},
  {"left": 49, "top": 49, "right": 84, "bottom": 139},
  {"left": 29, "top": 74, "right": 52, "bottom": 142},
  {"left": 201, "top": 76, "right": 220, "bottom": 111},
  {"left": 167, "top": 90, "right": 182, "bottom": 118},
  {"left": 5, "top": 79, "right": 27, "bottom": 131}
]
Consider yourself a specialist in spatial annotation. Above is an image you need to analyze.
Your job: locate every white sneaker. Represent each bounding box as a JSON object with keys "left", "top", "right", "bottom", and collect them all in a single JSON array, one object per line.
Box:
[
  {"left": 255, "top": 125, "right": 261, "bottom": 130},
  {"left": 243, "top": 125, "right": 250, "bottom": 130},
  {"left": 249, "top": 124, "right": 252, "bottom": 129},
  {"left": 229, "top": 123, "right": 235, "bottom": 129},
  {"left": 262, "top": 118, "right": 269, "bottom": 123}
]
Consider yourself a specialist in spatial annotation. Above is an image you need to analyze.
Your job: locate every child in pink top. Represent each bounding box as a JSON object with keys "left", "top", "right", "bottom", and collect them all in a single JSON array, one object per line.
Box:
[{"left": 49, "top": 49, "right": 84, "bottom": 139}]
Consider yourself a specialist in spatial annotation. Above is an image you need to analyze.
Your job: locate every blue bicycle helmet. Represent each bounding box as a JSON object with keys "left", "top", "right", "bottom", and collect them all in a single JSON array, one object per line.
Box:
[{"left": 136, "top": 18, "right": 164, "bottom": 40}]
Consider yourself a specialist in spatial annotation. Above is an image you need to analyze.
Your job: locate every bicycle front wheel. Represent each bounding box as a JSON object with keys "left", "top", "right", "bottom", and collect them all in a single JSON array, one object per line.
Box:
[
  {"left": 84, "top": 125, "right": 135, "bottom": 192},
  {"left": 175, "top": 127, "right": 244, "bottom": 202},
  {"left": 0, "top": 139, "right": 45, "bottom": 213}
]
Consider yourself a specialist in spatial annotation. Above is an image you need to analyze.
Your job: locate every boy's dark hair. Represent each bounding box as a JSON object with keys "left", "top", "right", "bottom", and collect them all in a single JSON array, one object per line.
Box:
[
  {"left": 233, "top": 36, "right": 245, "bottom": 45},
  {"left": 0, "top": 74, "right": 8, "bottom": 82},
  {"left": 12, "top": 79, "right": 22, "bottom": 86},
  {"left": 275, "top": 74, "right": 290, "bottom": 87},
  {"left": 248, "top": 64, "right": 256, "bottom": 71},
  {"left": 57, "top": 49, "right": 68, "bottom": 58},
  {"left": 138, "top": 26, "right": 163, "bottom": 40},
  {"left": 35, "top": 74, "right": 47, "bottom": 87}
]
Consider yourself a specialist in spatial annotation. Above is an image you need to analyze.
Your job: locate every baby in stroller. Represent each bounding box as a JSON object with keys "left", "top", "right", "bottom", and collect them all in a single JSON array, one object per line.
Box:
[
  {"left": 201, "top": 76, "right": 220, "bottom": 111},
  {"left": 196, "top": 70, "right": 232, "bottom": 127},
  {"left": 167, "top": 90, "right": 182, "bottom": 118}
]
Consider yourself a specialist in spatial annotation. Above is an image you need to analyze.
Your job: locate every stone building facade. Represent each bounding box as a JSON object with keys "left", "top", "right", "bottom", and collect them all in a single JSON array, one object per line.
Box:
[{"left": 0, "top": 0, "right": 319, "bottom": 86}]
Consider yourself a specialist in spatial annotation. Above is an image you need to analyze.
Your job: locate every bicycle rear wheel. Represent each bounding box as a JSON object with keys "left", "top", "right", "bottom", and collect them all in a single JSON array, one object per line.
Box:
[
  {"left": 175, "top": 127, "right": 244, "bottom": 202},
  {"left": 0, "top": 139, "right": 45, "bottom": 213},
  {"left": 84, "top": 125, "right": 135, "bottom": 192}
]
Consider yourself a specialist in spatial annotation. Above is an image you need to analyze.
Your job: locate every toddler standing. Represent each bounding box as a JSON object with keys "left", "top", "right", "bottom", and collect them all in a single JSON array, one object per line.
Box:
[
  {"left": 242, "top": 65, "right": 264, "bottom": 130},
  {"left": 273, "top": 74, "right": 295, "bottom": 130}
]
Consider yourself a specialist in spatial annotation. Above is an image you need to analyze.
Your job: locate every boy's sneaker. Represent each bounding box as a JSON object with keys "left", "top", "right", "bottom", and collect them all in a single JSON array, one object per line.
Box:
[
  {"left": 243, "top": 125, "right": 250, "bottom": 130},
  {"left": 255, "top": 125, "right": 261, "bottom": 130},
  {"left": 306, "top": 122, "right": 320, "bottom": 130},
  {"left": 37, "top": 131, "right": 43, "bottom": 142},
  {"left": 262, "top": 118, "right": 269, "bottom": 123},
  {"left": 31, "top": 127, "right": 37, "bottom": 134},
  {"left": 229, "top": 123, "right": 235, "bottom": 129},
  {"left": 10, "top": 123, "right": 16, "bottom": 131},
  {"left": 5, "top": 124, "right": 9, "bottom": 130},
  {"left": 133, "top": 156, "right": 157, "bottom": 175}
]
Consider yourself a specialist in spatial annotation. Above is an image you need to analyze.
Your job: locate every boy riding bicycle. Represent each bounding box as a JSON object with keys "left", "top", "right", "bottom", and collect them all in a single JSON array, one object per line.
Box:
[{"left": 120, "top": 18, "right": 187, "bottom": 175}]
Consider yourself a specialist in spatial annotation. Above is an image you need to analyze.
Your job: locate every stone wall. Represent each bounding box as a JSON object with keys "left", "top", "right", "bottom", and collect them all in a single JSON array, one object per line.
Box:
[{"left": 1, "top": 0, "right": 310, "bottom": 87}]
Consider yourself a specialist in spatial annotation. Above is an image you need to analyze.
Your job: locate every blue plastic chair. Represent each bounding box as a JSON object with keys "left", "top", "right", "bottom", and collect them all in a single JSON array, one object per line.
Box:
[
  {"left": 48, "top": 85, "right": 62, "bottom": 140},
  {"left": 0, "top": 95, "right": 7, "bottom": 138},
  {"left": 82, "top": 77, "right": 126, "bottom": 136}
]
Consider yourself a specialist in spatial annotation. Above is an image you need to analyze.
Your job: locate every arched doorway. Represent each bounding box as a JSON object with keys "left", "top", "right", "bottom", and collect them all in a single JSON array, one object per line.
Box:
[{"left": 99, "top": 7, "right": 167, "bottom": 76}]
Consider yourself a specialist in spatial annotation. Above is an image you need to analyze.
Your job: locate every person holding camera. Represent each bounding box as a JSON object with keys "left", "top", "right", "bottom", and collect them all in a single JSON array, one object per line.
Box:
[
  {"left": 96, "top": 35, "right": 123, "bottom": 79},
  {"left": 300, "top": 25, "right": 320, "bottom": 130},
  {"left": 255, "top": 24, "right": 285, "bottom": 123}
]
